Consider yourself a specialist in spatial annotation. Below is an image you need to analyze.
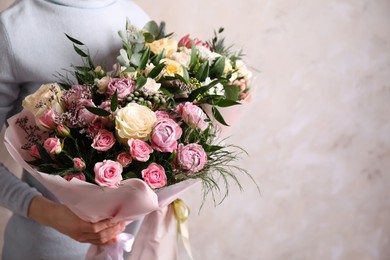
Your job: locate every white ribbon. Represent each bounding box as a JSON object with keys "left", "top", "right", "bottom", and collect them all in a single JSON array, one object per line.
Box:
[{"left": 85, "top": 233, "right": 134, "bottom": 260}]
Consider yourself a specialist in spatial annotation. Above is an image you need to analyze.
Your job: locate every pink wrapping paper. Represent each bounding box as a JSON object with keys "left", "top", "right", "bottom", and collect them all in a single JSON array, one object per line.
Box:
[{"left": 4, "top": 110, "right": 198, "bottom": 259}]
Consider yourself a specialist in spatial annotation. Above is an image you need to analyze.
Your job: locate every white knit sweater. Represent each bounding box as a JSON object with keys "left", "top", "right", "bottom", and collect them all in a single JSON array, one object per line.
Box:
[{"left": 0, "top": 0, "right": 149, "bottom": 258}]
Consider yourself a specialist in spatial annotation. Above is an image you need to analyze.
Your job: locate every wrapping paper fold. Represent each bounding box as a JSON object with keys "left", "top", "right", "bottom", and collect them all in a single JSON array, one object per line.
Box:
[{"left": 4, "top": 110, "right": 198, "bottom": 259}]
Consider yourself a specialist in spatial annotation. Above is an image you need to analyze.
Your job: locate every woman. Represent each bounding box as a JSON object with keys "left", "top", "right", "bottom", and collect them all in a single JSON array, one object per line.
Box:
[{"left": 0, "top": 0, "right": 149, "bottom": 258}]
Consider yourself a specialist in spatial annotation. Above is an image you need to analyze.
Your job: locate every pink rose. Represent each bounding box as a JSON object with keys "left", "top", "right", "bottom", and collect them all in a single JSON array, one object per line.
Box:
[
  {"left": 75, "top": 99, "right": 97, "bottom": 127},
  {"left": 43, "top": 137, "right": 62, "bottom": 154},
  {"left": 155, "top": 110, "right": 171, "bottom": 121},
  {"left": 94, "top": 160, "right": 123, "bottom": 188},
  {"left": 64, "top": 173, "right": 86, "bottom": 182},
  {"left": 117, "top": 152, "right": 132, "bottom": 167},
  {"left": 91, "top": 129, "right": 116, "bottom": 151},
  {"left": 175, "top": 143, "right": 207, "bottom": 173},
  {"left": 73, "top": 158, "right": 86, "bottom": 171},
  {"left": 177, "top": 102, "right": 208, "bottom": 131},
  {"left": 151, "top": 119, "right": 182, "bottom": 153},
  {"left": 56, "top": 124, "right": 71, "bottom": 137},
  {"left": 87, "top": 121, "right": 104, "bottom": 137},
  {"left": 128, "top": 139, "right": 153, "bottom": 162},
  {"left": 38, "top": 109, "right": 57, "bottom": 130},
  {"left": 106, "top": 78, "right": 135, "bottom": 101},
  {"left": 62, "top": 84, "right": 92, "bottom": 107},
  {"left": 141, "top": 163, "right": 167, "bottom": 189},
  {"left": 30, "top": 145, "right": 41, "bottom": 159}
]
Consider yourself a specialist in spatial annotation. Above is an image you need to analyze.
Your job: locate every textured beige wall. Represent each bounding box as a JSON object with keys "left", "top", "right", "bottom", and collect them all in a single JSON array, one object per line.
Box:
[{"left": 1, "top": 0, "right": 390, "bottom": 259}]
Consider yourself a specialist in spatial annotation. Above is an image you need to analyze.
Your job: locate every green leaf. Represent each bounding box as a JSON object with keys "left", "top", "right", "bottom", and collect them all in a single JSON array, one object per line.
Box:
[
  {"left": 143, "top": 20, "right": 160, "bottom": 37},
  {"left": 152, "top": 50, "right": 166, "bottom": 65},
  {"left": 148, "top": 62, "right": 166, "bottom": 78},
  {"left": 65, "top": 34, "right": 84, "bottom": 45},
  {"left": 84, "top": 106, "right": 111, "bottom": 117},
  {"left": 188, "top": 79, "right": 224, "bottom": 101},
  {"left": 224, "top": 84, "right": 240, "bottom": 101},
  {"left": 36, "top": 143, "right": 54, "bottom": 164},
  {"left": 189, "top": 43, "right": 198, "bottom": 69},
  {"left": 181, "top": 66, "right": 190, "bottom": 82},
  {"left": 136, "top": 76, "right": 147, "bottom": 89},
  {"left": 111, "top": 90, "right": 118, "bottom": 112},
  {"left": 210, "top": 56, "right": 225, "bottom": 78},
  {"left": 203, "top": 144, "right": 224, "bottom": 152},
  {"left": 138, "top": 48, "right": 150, "bottom": 70},
  {"left": 215, "top": 99, "right": 241, "bottom": 107},
  {"left": 212, "top": 106, "right": 229, "bottom": 126},
  {"left": 73, "top": 45, "right": 88, "bottom": 57},
  {"left": 195, "top": 61, "right": 209, "bottom": 82},
  {"left": 174, "top": 72, "right": 189, "bottom": 84}
]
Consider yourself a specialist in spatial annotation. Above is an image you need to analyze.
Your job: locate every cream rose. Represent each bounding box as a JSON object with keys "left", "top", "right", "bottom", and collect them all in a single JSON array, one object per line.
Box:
[
  {"left": 115, "top": 103, "right": 157, "bottom": 142},
  {"left": 170, "top": 51, "right": 191, "bottom": 68},
  {"left": 146, "top": 38, "right": 178, "bottom": 57},
  {"left": 22, "top": 83, "right": 64, "bottom": 118}
]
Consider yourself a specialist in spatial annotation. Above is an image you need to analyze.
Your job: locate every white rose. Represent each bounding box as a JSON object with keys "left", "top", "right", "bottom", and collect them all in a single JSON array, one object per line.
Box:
[
  {"left": 22, "top": 83, "right": 64, "bottom": 118},
  {"left": 141, "top": 78, "right": 161, "bottom": 95},
  {"left": 115, "top": 103, "right": 157, "bottom": 142}
]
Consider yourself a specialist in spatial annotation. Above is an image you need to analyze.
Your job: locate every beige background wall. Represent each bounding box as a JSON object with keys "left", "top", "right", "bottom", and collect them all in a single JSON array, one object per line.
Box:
[{"left": 1, "top": 0, "right": 390, "bottom": 259}]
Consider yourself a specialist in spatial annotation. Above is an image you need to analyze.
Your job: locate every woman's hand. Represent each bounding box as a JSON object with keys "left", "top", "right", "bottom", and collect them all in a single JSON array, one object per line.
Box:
[{"left": 28, "top": 195, "right": 125, "bottom": 245}]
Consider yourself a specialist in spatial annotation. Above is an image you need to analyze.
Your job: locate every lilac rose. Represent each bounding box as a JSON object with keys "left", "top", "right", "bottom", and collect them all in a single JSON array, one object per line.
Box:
[
  {"left": 151, "top": 118, "right": 182, "bottom": 153},
  {"left": 106, "top": 78, "right": 135, "bottom": 101},
  {"left": 174, "top": 143, "right": 207, "bottom": 173},
  {"left": 177, "top": 102, "right": 208, "bottom": 131}
]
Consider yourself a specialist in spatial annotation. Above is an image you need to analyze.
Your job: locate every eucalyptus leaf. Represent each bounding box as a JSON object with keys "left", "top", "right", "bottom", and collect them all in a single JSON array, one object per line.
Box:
[
  {"left": 143, "top": 20, "right": 160, "bottom": 37},
  {"left": 84, "top": 106, "right": 111, "bottom": 117},
  {"left": 143, "top": 32, "right": 155, "bottom": 43},
  {"left": 130, "top": 52, "right": 142, "bottom": 66}
]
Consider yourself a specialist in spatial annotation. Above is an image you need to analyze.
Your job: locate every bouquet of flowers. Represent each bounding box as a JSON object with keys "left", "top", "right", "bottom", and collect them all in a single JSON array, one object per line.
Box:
[{"left": 4, "top": 20, "right": 255, "bottom": 260}]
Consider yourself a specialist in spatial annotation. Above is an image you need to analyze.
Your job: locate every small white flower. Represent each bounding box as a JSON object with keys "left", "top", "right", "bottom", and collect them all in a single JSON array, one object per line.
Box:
[
  {"left": 197, "top": 46, "right": 220, "bottom": 63},
  {"left": 202, "top": 77, "right": 225, "bottom": 96},
  {"left": 141, "top": 78, "right": 161, "bottom": 95}
]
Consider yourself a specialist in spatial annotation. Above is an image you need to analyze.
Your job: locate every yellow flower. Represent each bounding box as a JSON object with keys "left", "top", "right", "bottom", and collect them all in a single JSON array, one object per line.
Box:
[
  {"left": 160, "top": 58, "right": 184, "bottom": 77},
  {"left": 146, "top": 38, "right": 178, "bottom": 57}
]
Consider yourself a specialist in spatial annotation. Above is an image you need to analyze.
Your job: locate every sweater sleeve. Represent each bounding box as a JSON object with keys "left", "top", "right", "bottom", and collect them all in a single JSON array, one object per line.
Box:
[{"left": 0, "top": 18, "right": 41, "bottom": 217}]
